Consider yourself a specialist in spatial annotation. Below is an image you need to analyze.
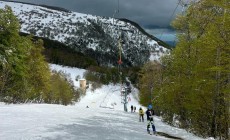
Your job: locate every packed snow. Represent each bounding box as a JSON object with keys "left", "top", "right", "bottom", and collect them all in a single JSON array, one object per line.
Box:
[{"left": 0, "top": 64, "right": 214, "bottom": 140}]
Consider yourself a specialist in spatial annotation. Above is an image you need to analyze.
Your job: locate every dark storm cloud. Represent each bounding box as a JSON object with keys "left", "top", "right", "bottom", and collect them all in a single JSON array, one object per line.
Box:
[{"left": 15, "top": 0, "right": 182, "bottom": 28}]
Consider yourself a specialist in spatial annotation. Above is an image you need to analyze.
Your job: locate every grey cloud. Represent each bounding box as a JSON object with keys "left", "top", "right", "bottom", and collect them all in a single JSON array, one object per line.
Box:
[{"left": 16, "top": 0, "right": 182, "bottom": 28}]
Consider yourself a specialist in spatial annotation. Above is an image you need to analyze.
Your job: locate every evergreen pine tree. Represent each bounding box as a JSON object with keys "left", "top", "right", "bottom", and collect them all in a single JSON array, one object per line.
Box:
[{"left": 0, "top": 6, "right": 28, "bottom": 102}]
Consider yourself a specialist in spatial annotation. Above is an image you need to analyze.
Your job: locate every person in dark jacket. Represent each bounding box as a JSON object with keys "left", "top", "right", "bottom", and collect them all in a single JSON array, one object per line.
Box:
[
  {"left": 131, "top": 105, "right": 133, "bottom": 113},
  {"left": 146, "top": 107, "right": 156, "bottom": 134}
]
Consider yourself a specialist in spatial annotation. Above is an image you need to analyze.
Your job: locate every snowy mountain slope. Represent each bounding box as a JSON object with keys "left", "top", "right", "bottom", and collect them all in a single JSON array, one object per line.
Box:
[
  {"left": 0, "top": 0, "right": 170, "bottom": 66},
  {"left": 0, "top": 64, "right": 211, "bottom": 140}
]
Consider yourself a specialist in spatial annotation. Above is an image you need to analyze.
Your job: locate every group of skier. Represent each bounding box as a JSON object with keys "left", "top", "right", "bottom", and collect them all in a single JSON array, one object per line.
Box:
[
  {"left": 131, "top": 104, "right": 156, "bottom": 135},
  {"left": 130, "top": 105, "right": 136, "bottom": 113}
]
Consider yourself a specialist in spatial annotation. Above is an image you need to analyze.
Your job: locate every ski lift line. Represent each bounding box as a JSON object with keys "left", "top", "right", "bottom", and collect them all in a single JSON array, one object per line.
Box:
[
  {"left": 102, "top": 0, "right": 120, "bottom": 45},
  {"left": 180, "top": 0, "right": 195, "bottom": 14},
  {"left": 118, "top": 37, "right": 122, "bottom": 64},
  {"left": 107, "top": 0, "right": 122, "bottom": 76},
  {"left": 115, "top": 0, "right": 122, "bottom": 92},
  {"left": 99, "top": 106, "right": 114, "bottom": 109},
  {"left": 99, "top": 91, "right": 113, "bottom": 108},
  {"left": 112, "top": 0, "right": 127, "bottom": 112},
  {"left": 99, "top": 87, "right": 119, "bottom": 108},
  {"left": 117, "top": 0, "right": 120, "bottom": 14},
  {"left": 159, "top": 0, "right": 182, "bottom": 40}
]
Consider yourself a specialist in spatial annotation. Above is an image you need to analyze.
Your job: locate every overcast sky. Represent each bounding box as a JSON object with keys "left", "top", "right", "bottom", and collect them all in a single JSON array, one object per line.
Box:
[{"left": 15, "top": 0, "right": 185, "bottom": 41}]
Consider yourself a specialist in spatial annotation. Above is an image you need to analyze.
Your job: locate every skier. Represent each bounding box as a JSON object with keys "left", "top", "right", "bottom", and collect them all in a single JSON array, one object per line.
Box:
[
  {"left": 131, "top": 105, "right": 133, "bottom": 113},
  {"left": 134, "top": 106, "right": 136, "bottom": 112},
  {"left": 146, "top": 105, "right": 156, "bottom": 135},
  {"left": 139, "top": 107, "right": 144, "bottom": 122}
]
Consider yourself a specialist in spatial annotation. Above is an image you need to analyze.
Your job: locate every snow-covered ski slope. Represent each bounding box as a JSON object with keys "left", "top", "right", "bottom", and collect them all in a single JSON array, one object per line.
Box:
[{"left": 0, "top": 64, "right": 213, "bottom": 140}]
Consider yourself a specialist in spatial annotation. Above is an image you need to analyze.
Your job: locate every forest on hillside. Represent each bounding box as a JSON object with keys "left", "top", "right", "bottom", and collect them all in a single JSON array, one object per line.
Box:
[{"left": 0, "top": 6, "right": 81, "bottom": 105}]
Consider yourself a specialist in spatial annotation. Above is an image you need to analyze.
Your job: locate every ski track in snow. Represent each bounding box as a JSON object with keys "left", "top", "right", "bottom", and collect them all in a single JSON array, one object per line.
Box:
[{"left": 0, "top": 64, "right": 213, "bottom": 140}]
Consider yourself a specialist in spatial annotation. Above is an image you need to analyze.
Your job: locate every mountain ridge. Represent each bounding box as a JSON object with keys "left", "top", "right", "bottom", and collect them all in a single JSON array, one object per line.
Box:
[{"left": 0, "top": 0, "right": 171, "bottom": 67}]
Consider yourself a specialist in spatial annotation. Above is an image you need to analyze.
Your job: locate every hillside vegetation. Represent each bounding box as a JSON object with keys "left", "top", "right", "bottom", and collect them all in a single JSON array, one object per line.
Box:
[
  {"left": 0, "top": 6, "right": 80, "bottom": 105},
  {"left": 139, "top": 1, "right": 229, "bottom": 139}
]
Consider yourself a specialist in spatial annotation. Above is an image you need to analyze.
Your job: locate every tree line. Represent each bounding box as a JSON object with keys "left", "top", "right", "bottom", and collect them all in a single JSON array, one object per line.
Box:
[
  {"left": 0, "top": 6, "right": 79, "bottom": 105},
  {"left": 139, "top": 0, "right": 229, "bottom": 139}
]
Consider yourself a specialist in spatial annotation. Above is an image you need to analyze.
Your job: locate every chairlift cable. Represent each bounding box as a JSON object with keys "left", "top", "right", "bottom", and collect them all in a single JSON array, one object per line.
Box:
[
  {"left": 159, "top": 0, "right": 182, "bottom": 41},
  {"left": 159, "top": 0, "right": 194, "bottom": 47},
  {"left": 115, "top": 0, "right": 128, "bottom": 112}
]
